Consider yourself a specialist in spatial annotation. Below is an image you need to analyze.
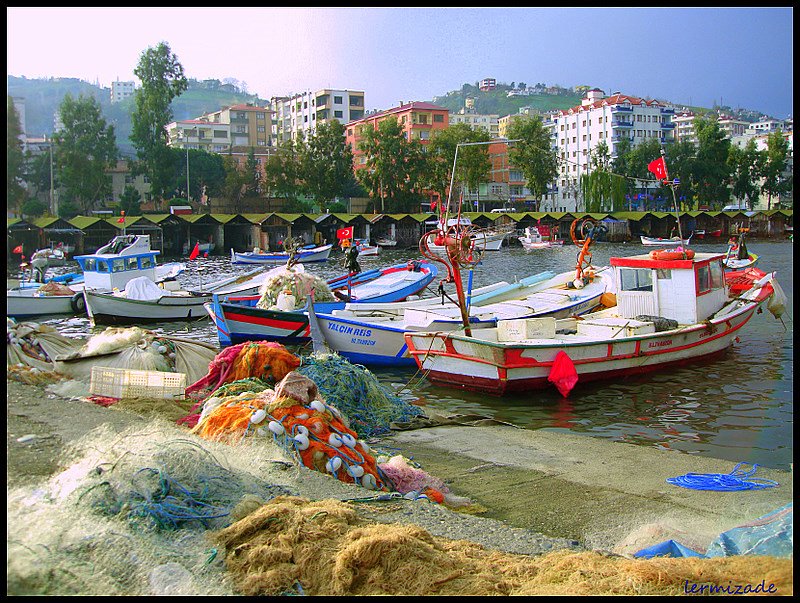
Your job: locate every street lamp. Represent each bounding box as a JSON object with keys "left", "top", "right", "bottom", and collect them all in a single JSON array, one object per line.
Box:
[{"left": 184, "top": 129, "right": 191, "bottom": 203}]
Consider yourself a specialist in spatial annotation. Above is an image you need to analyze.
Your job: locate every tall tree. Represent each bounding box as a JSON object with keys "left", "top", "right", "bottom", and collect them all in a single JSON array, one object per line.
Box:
[
  {"left": 244, "top": 148, "right": 261, "bottom": 198},
  {"left": 52, "top": 93, "right": 118, "bottom": 215},
  {"left": 7, "top": 96, "right": 26, "bottom": 216},
  {"left": 221, "top": 155, "right": 249, "bottom": 213},
  {"left": 506, "top": 116, "right": 558, "bottom": 212},
  {"left": 130, "top": 42, "right": 188, "bottom": 206},
  {"left": 761, "top": 130, "right": 792, "bottom": 210},
  {"left": 426, "top": 123, "right": 492, "bottom": 212},
  {"left": 580, "top": 142, "right": 626, "bottom": 212},
  {"left": 298, "top": 121, "right": 355, "bottom": 211},
  {"left": 728, "top": 138, "right": 764, "bottom": 210},
  {"left": 263, "top": 138, "right": 303, "bottom": 204},
  {"left": 692, "top": 116, "right": 732, "bottom": 209},
  {"left": 356, "top": 119, "right": 427, "bottom": 213}
]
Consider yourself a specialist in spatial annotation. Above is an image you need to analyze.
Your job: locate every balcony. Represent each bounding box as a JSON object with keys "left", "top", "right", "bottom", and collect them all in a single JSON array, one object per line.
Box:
[
  {"left": 660, "top": 122, "right": 676, "bottom": 129},
  {"left": 660, "top": 107, "right": 675, "bottom": 114},
  {"left": 611, "top": 105, "right": 633, "bottom": 112},
  {"left": 612, "top": 120, "right": 633, "bottom": 128}
]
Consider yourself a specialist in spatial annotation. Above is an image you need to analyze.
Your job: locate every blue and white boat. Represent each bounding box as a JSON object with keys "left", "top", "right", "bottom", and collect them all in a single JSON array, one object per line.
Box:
[
  {"left": 311, "top": 268, "right": 616, "bottom": 366},
  {"left": 230, "top": 243, "right": 333, "bottom": 265}
]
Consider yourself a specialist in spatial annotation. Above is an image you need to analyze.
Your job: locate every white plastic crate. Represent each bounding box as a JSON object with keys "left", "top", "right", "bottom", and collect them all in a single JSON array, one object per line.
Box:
[{"left": 90, "top": 366, "right": 187, "bottom": 400}]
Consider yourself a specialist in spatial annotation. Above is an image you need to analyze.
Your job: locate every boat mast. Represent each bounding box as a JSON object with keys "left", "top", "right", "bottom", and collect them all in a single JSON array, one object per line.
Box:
[{"left": 660, "top": 147, "right": 687, "bottom": 251}]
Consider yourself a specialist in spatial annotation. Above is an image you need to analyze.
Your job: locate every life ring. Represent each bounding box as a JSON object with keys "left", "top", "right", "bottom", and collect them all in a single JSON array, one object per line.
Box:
[
  {"left": 649, "top": 249, "right": 695, "bottom": 261},
  {"left": 71, "top": 292, "right": 87, "bottom": 314}
]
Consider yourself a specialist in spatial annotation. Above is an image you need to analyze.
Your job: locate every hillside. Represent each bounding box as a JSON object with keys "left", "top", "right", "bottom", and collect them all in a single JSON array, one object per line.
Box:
[
  {"left": 7, "top": 76, "right": 267, "bottom": 156},
  {"left": 432, "top": 82, "right": 584, "bottom": 116}
]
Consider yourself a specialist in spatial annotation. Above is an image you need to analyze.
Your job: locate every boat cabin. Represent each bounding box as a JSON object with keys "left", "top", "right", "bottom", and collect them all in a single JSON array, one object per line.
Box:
[
  {"left": 609, "top": 252, "right": 728, "bottom": 325},
  {"left": 74, "top": 234, "right": 160, "bottom": 291}
]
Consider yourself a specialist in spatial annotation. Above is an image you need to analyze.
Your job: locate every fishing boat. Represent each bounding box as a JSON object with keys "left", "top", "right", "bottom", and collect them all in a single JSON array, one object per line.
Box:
[
  {"left": 312, "top": 267, "right": 616, "bottom": 366},
  {"left": 518, "top": 226, "right": 562, "bottom": 250},
  {"left": 404, "top": 251, "right": 784, "bottom": 396},
  {"left": 723, "top": 232, "right": 759, "bottom": 270},
  {"left": 230, "top": 243, "right": 333, "bottom": 265},
  {"left": 206, "top": 261, "right": 438, "bottom": 347},
  {"left": 355, "top": 238, "right": 380, "bottom": 256},
  {"left": 376, "top": 237, "right": 397, "bottom": 247},
  {"left": 424, "top": 216, "right": 508, "bottom": 252},
  {"left": 7, "top": 235, "right": 184, "bottom": 320},
  {"left": 640, "top": 234, "right": 692, "bottom": 247},
  {"left": 707, "top": 228, "right": 723, "bottom": 238},
  {"left": 31, "top": 247, "right": 68, "bottom": 267}
]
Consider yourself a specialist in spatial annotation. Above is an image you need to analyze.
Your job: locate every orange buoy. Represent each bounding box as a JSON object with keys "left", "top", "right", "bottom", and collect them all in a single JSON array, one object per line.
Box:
[{"left": 649, "top": 248, "right": 695, "bottom": 261}]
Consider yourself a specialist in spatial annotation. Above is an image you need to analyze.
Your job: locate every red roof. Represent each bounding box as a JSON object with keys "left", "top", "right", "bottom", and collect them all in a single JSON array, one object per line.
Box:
[
  {"left": 557, "top": 93, "right": 666, "bottom": 116},
  {"left": 353, "top": 101, "right": 449, "bottom": 124}
]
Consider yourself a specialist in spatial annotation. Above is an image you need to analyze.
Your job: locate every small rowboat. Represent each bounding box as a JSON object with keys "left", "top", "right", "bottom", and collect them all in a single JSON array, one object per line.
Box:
[
  {"left": 231, "top": 244, "right": 333, "bottom": 265},
  {"left": 640, "top": 234, "right": 692, "bottom": 247}
]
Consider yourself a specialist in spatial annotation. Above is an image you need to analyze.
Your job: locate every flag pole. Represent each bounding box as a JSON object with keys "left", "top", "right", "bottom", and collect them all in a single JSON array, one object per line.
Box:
[{"left": 659, "top": 149, "right": 686, "bottom": 247}]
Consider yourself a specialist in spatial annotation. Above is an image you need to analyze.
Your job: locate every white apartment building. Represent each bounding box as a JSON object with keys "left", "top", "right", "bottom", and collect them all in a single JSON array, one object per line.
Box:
[
  {"left": 271, "top": 89, "right": 365, "bottom": 144},
  {"left": 166, "top": 104, "right": 272, "bottom": 152},
  {"left": 449, "top": 108, "right": 500, "bottom": 137},
  {"left": 543, "top": 88, "right": 676, "bottom": 211},
  {"left": 110, "top": 80, "right": 136, "bottom": 103},
  {"left": 166, "top": 119, "right": 233, "bottom": 153},
  {"left": 747, "top": 117, "right": 789, "bottom": 136}
]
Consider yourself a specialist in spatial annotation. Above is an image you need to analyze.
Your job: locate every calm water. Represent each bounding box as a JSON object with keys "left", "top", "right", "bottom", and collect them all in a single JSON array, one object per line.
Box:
[{"left": 24, "top": 239, "right": 794, "bottom": 470}]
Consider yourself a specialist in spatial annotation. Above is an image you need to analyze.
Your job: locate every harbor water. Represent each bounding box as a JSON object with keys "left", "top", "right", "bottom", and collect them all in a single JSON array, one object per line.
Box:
[{"left": 21, "top": 239, "right": 793, "bottom": 471}]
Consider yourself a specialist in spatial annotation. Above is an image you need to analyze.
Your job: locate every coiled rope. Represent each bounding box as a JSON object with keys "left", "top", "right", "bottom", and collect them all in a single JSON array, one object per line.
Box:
[{"left": 666, "top": 462, "right": 779, "bottom": 491}]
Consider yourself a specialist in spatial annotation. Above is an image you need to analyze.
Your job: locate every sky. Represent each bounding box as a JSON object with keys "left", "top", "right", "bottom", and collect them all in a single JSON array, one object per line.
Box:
[{"left": 6, "top": 7, "right": 794, "bottom": 118}]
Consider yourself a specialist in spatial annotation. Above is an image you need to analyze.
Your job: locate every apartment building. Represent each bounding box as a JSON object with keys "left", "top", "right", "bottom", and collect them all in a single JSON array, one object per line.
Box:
[
  {"left": 449, "top": 108, "right": 500, "bottom": 137},
  {"left": 345, "top": 101, "right": 449, "bottom": 171},
  {"left": 498, "top": 107, "right": 542, "bottom": 138},
  {"left": 271, "top": 89, "right": 365, "bottom": 144},
  {"left": 166, "top": 104, "right": 272, "bottom": 152},
  {"left": 543, "top": 88, "right": 676, "bottom": 211},
  {"left": 479, "top": 78, "right": 496, "bottom": 92},
  {"left": 110, "top": 80, "right": 136, "bottom": 103}
]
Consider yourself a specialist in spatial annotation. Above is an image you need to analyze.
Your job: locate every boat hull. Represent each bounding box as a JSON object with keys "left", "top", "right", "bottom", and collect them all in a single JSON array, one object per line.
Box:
[
  {"left": 7, "top": 291, "right": 78, "bottom": 318},
  {"left": 231, "top": 244, "right": 333, "bottom": 265},
  {"left": 405, "top": 296, "right": 765, "bottom": 396},
  {"left": 640, "top": 235, "right": 692, "bottom": 246},
  {"left": 84, "top": 290, "right": 212, "bottom": 325}
]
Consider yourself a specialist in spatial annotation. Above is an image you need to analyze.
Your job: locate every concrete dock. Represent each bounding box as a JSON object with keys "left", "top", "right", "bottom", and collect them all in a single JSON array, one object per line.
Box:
[{"left": 381, "top": 425, "right": 793, "bottom": 555}]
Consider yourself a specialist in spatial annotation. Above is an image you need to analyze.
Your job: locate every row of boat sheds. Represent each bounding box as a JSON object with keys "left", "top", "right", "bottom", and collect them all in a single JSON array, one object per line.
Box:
[{"left": 8, "top": 209, "right": 793, "bottom": 256}]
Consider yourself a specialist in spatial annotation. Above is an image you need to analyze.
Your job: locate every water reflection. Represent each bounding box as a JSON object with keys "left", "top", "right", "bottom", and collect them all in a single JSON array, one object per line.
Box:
[{"left": 21, "top": 240, "right": 793, "bottom": 470}]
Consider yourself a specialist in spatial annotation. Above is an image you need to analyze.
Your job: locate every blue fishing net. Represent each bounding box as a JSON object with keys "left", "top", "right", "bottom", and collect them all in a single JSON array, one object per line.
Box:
[{"left": 297, "top": 353, "right": 425, "bottom": 439}]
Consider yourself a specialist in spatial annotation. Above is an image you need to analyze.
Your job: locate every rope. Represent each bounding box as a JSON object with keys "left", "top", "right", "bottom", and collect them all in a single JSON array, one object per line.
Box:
[{"left": 666, "top": 462, "right": 779, "bottom": 491}]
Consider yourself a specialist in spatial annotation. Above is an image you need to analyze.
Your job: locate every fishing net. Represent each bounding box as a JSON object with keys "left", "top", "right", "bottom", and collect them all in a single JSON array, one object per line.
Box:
[
  {"left": 297, "top": 353, "right": 426, "bottom": 438},
  {"left": 211, "top": 496, "right": 793, "bottom": 597},
  {"left": 191, "top": 371, "right": 390, "bottom": 492},
  {"left": 255, "top": 267, "right": 335, "bottom": 310},
  {"left": 7, "top": 422, "right": 301, "bottom": 596},
  {"left": 7, "top": 319, "right": 83, "bottom": 373}
]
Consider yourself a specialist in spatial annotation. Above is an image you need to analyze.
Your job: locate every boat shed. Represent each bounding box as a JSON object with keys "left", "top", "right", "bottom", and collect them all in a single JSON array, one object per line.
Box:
[
  {"left": 7, "top": 218, "right": 40, "bottom": 257},
  {"left": 220, "top": 213, "right": 268, "bottom": 253},
  {"left": 32, "top": 217, "right": 84, "bottom": 251},
  {"left": 180, "top": 214, "right": 223, "bottom": 254},
  {"left": 328, "top": 213, "right": 375, "bottom": 244},
  {"left": 139, "top": 213, "right": 188, "bottom": 256},
  {"left": 106, "top": 215, "right": 166, "bottom": 253},
  {"left": 68, "top": 216, "right": 119, "bottom": 253}
]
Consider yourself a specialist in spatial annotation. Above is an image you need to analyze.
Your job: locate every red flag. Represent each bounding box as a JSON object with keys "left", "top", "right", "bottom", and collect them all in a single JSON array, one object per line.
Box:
[
  {"left": 188, "top": 242, "right": 200, "bottom": 260},
  {"left": 430, "top": 200, "right": 437, "bottom": 213},
  {"left": 12, "top": 245, "right": 23, "bottom": 254},
  {"left": 647, "top": 157, "right": 668, "bottom": 181},
  {"left": 117, "top": 210, "right": 126, "bottom": 224},
  {"left": 336, "top": 226, "right": 354, "bottom": 240}
]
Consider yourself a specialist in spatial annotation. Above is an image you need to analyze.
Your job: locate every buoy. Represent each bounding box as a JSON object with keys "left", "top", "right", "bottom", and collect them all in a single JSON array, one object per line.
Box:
[
  {"left": 326, "top": 456, "right": 342, "bottom": 473},
  {"left": 347, "top": 464, "right": 365, "bottom": 478},
  {"left": 250, "top": 409, "right": 267, "bottom": 424},
  {"left": 309, "top": 400, "right": 326, "bottom": 414},
  {"left": 294, "top": 433, "right": 309, "bottom": 451},
  {"left": 341, "top": 433, "right": 357, "bottom": 448},
  {"left": 328, "top": 433, "right": 343, "bottom": 448},
  {"left": 361, "top": 473, "right": 377, "bottom": 490},
  {"left": 358, "top": 440, "right": 370, "bottom": 454},
  {"left": 268, "top": 420, "right": 285, "bottom": 436},
  {"left": 573, "top": 278, "right": 585, "bottom": 289},
  {"left": 295, "top": 424, "right": 309, "bottom": 437}
]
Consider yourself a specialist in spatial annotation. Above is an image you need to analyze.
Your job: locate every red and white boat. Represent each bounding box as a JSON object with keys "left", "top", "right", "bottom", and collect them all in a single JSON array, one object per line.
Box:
[{"left": 405, "top": 250, "right": 784, "bottom": 396}]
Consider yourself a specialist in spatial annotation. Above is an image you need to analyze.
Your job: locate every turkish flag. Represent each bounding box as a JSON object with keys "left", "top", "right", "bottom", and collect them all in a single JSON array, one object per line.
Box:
[
  {"left": 12, "top": 245, "right": 23, "bottom": 254},
  {"left": 336, "top": 226, "right": 353, "bottom": 240},
  {"left": 647, "top": 157, "right": 668, "bottom": 180},
  {"left": 188, "top": 242, "right": 200, "bottom": 260}
]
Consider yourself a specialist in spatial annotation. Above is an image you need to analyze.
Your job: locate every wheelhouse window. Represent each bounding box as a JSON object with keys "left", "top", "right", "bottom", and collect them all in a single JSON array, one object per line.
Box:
[
  {"left": 127, "top": 257, "right": 139, "bottom": 270},
  {"left": 140, "top": 256, "right": 153, "bottom": 269},
  {"left": 619, "top": 268, "right": 653, "bottom": 292},
  {"left": 697, "top": 261, "right": 724, "bottom": 294},
  {"left": 112, "top": 259, "right": 125, "bottom": 273}
]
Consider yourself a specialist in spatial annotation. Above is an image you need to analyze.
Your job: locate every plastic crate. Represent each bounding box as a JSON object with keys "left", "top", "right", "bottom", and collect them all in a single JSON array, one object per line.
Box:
[{"left": 90, "top": 366, "right": 187, "bottom": 400}]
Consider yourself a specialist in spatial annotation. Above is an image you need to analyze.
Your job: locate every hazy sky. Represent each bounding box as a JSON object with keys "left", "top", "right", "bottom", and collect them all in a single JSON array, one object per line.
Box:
[{"left": 7, "top": 7, "right": 794, "bottom": 118}]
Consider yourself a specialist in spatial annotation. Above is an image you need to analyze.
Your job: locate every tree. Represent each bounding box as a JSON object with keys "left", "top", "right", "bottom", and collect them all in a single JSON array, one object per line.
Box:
[
  {"left": 130, "top": 42, "right": 188, "bottom": 206},
  {"left": 356, "top": 119, "right": 427, "bottom": 213},
  {"left": 263, "top": 138, "right": 303, "bottom": 204},
  {"left": 580, "top": 142, "right": 626, "bottom": 212},
  {"left": 7, "top": 96, "right": 26, "bottom": 216},
  {"left": 221, "top": 155, "right": 249, "bottom": 213},
  {"left": 692, "top": 116, "right": 732, "bottom": 209},
  {"left": 244, "top": 148, "right": 261, "bottom": 198},
  {"left": 119, "top": 185, "right": 142, "bottom": 216},
  {"left": 21, "top": 198, "right": 48, "bottom": 218},
  {"left": 728, "top": 138, "right": 764, "bottom": 210},
  {"left": 506, "top": 115, "right": 558, "bottom": 211},
  {"left": 52, "top": 94, "right": 118, "bottom": 214},
  {"left": 298, "top": 121, "right": 355, "bottom": 211},
  {"left": 426, "top": 123, "right": 491, "bottom": 211},
  {"left": 761, "top": 131, "right": 792, "bottom": 210},
  {"left": 662, "top": 140, "right": 698, "bottom": 209}
]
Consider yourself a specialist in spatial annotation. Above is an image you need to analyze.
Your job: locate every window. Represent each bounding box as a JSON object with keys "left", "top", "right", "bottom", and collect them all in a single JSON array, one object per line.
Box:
[
  {"left": 697, "top": 261, "right": 724, "bottom": 294},
  {"left": 112, "top": 259, "right": 125, "bottom": 273},
  {"left": 258, "top": 126, "right": 266, "bottom": 132},
  {"left": 334, "top": 110, "right": 343, "bottom": 118},
  {"left": 127, "top": 257, "right": 138, "bottom": 270},
  {"left": 256, "top": 112, "right": 265, "bottom": 119},
  {"left": 619, "top": 268, "right": 653, "bottom": 292},
  {"left": 334, "top": 96, "right": 342, "bottom": 104},
  {"left": 140, "top": 256, "right": 152, "bottom": 269},
  {"left": 433, "top": 114, "right": 444, "bottom": 123}
]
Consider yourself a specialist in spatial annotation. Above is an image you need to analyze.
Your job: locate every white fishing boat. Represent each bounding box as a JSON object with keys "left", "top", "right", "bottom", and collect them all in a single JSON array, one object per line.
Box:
[
  {"left": 640, "top": 234, "right": 692, "bottom": 246},
  {"left": 518, "top": 226, "right": 563, "bottom": 250},
  {"left": 7, "top": 235, "right": 184, "bottom": 320},
  {"left": 355, "top": 239, "right": 380, "bottom": 256},
  {"left": 31, "top": 247, "right": 68, "bottom": 267},
  {"left": 424, "top": 216, "right": 508, "bottom": 252},
  {"left": 312, "top": 267, "right": 616, "bottom": 366},
  {"left": 230, "top": 243, "right": 333, "bottom": 265},
  {"left": 404, "top": 252, "right": 784, "bottom": 396},
  {"left": 376, "top": 237, "right": 397, "bottom": 247}
]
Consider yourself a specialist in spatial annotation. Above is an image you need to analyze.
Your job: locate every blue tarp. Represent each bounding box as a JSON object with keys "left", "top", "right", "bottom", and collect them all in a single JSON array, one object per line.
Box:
[{"left": 634, "top": 504, "right": 793, "bottom": 559}]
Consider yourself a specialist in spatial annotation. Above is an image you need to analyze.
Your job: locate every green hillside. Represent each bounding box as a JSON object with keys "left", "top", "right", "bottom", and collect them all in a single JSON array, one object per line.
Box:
[{"left": 432, "top": 82, "right": 583, "bottom": 117}]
